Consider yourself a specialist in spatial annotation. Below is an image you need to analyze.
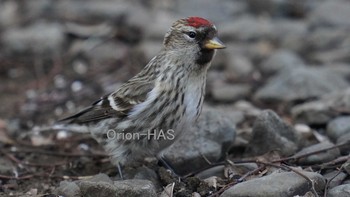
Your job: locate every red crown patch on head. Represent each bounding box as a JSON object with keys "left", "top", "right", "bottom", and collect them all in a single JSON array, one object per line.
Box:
[{"left": 186, "top": 17, "right": 212, "bottom": 28}]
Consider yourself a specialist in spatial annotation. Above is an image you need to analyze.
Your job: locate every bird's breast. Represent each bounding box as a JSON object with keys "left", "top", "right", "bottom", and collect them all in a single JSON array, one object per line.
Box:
[{"left": 182, "top": 75, "right": 206, "bottom": 122}]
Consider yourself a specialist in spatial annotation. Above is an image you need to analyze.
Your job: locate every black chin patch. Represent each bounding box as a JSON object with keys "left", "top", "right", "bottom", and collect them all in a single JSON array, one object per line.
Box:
[{"left": 196, "top": 49, "right": 214, "bottom": 65}]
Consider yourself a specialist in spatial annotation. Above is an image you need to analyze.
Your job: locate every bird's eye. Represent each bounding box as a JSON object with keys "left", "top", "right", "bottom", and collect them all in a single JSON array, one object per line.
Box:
[{"left": 188, "top": 31, "right": 196, "bottom": 38}]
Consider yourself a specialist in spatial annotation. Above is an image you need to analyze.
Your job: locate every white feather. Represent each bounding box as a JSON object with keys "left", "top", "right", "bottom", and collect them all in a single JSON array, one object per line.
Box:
[
  {"left": 183, "top": 77, "right": 203, "bottom": 121},
  {"left": 128, "top": 85, "right": 159, "bottom": 118},
  {"left": 108, "top": 95, "right": 119, "bottom": 110}
]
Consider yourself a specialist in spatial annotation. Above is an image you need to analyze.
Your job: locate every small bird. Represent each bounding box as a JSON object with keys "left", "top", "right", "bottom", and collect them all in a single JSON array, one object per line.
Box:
[{"left": 60, "top": 17, "right": 225, "bottom": 175}]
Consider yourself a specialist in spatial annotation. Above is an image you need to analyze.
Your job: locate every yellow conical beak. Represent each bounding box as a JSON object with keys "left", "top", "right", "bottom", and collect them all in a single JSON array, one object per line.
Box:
[{"left": 204, "top": 37, "right": 226, "bottom": 49}]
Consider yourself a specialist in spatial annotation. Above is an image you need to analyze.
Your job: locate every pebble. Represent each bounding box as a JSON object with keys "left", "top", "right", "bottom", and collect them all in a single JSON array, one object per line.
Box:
[
  {"left": 255, "top": 67, "right": 349, "bottom": 102},
  {"left": 221, "top": 171, "right": 325, "bottom": 197},
  {"left": 310, "top": 0, "right": 350, "bottom": 28},
  {"left": 1, "top": 22, "right": 65, "bottom": 55},
  {"left": 323, "top": 171, "right": 348, "bottom": 189},
  {"left": 248, "top": 110, "right": 301, "bottom": 156},
  {"left": 326, "top": 116, "right": 350, "bottom": 141},
  {"left": 294, "top": 141, "right": 340, "bottom": 165},
  {"left": 292, "top": 88, "right": 350, "bottom": 124},
  {"left": 55, "top": 174, "right": 157, "bottom": 197},
  {"left": 327, "top": 184, "right": 350, "bottom": 197},
  {"left": 211, "top": 83, "right": 251, "bottom": 103},
  {"left": 163, "top": 107, "right": 236, "bottom": 176},
  {"left": 336, "top": 132, "right": 350, "bottom": 154},
  {"left": 260, "top": 49, "right": 305, "bottom": 74}
]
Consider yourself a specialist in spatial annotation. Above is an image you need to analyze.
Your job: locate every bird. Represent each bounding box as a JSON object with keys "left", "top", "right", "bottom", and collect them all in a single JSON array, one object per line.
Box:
[{"left": 60, "top": 16, "right": 225, "bottom": 177}]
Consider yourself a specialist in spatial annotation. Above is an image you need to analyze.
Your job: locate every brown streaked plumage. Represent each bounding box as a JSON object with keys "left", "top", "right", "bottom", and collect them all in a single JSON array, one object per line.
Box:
[{"left": 60, "top": 17, "right": 225, "bottom": 171}]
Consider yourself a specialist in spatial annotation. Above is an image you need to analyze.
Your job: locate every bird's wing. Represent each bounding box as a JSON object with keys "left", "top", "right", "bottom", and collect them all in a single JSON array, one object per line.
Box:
[{"left": 59, "top": 80, "right": 154, "bottom": 124}]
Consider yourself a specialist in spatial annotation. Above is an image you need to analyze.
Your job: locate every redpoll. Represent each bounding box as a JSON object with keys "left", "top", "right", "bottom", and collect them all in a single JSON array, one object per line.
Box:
[{"left": 60, "top": 16, "right": 225, "bottom": 175}]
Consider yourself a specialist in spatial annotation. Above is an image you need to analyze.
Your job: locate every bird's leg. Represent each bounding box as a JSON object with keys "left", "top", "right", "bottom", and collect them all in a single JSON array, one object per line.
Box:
[
  {"left": 117, "top": 162, "right": 124, "bottom": 180},
  {"left": 157, "top": 154, "right": 182, "bottom": 180}
]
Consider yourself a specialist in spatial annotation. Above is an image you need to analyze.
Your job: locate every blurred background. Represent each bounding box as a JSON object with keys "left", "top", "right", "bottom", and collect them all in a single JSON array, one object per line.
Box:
[
  {"left": 0, "top": 0, "right": 349, "bottom": 127},
  {"left": 1, "top": 0, "right": 350, "bottom": 195}
]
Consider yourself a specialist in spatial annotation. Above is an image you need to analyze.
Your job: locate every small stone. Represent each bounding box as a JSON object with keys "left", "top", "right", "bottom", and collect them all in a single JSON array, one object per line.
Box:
[
  {"left": 220, "top": 16, "right": 274, "bottom": 41},
  {"left": 113, "top": 179, "right": 157, "bottom": 197},
  {"left": 327, "top": 184, "right": 350, "bottom": 197},
  {"left": 226, "top": 55, "right": 254, "bottom": 78},
  {"left": 255, "top": 67, "right": 349, "bottom": 102},
  {"left": 163, "top": 107, "right": 236, "bottom": 175},
  {"left": 195, "top": 165, "right": 225, "bottom": 180},
  {"left": 54, "top": 181, "right": 81, "bottom": 197},
  {"left": 138, "top": 41, "right": 162, "bottom": 61},
  {"left": 323, "top": 63, "right": 350, "bottom": 78},
  {"left": 76, "top": 179, "right": 157, "bottom": 197},
  {"left": 294, "top": 124, "right": 313, "bottom": 139},
  {"left": 310, "top": 0, "right": 350, "bottom": 28},
  {"left": 71, "top": 81, "right": 83, "bottom": 92},
  {"left": 211, "top": 83, "right": 251, "bottom": 103},
  {"left": 1, "top": 22, "right": 65, "bottom": 55},
  {"left": 85, "top": 41, "right": 128, "bottom": 64},
  {"left": 323, "top": 171, "right": 348, "bottom": 189},
  {"left": 220, "top": 171, "right": 325, "bottom": 197},
  {"left": 294, "top": 141, "right": 340, "bottom": 165},
  {"left": 327, "top": 116, "right": 350, "bottom": 141},
  {"left": 86, "top": 173, "right": 113, "bottom": 184},
  {"left": 336, "top": 132, "right": 350, "bottom": 154},
  {"left": 260, "top": 49, "right": 305, "bottom": 74},
  {"left": 0, "top": 1, "right": 20, "bottom": 27},
  {"left": 248, "top": 110, "right": 300, "bottom": 156},
  {"left": 292, "top": 88, "right": 350, "bottom": 124},
  {"left": 306, "top": 28, "right": 348, "bottom": 51}
]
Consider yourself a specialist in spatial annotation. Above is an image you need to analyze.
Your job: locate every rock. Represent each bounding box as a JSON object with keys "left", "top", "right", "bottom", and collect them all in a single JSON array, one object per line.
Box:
[
  {"left": 55, "top": 174, "right": 157, "bottom": 197},
  {"left": 176, "top": 0, "right": 246, "bottom": 22},
  {"left": 248, "top": 110, "right": 300, "bottom": 156},
  {"left": 294, "top": 141, "right": 340, "bottom": 165},
  {"left": 23, "top": 0, "right": 57, "bottom": 22},
  {"left": 54, "top": 181, "right": 81, "bottom": 197},
  {"left": 254, "top": 67, "right": 349, "bottom": 102},
  {"left": 310, "top": 0, "right": 350, "bottom": 28},
  {"left": 323, "top": 171, "right": 348, "bottom": 189},
  {"left": 113, "top": 180, "right": 157, "bottom": 197},
  {"left": 232, "top": 100, "right": 262, "bottom": 117},
  {"left": 143, "top": 11, "right": 178, "bottom": 40},
  {"left": 163, "top": 107, "right": 236, "bottom": 175},
  {"left": 1, "top": 22, "right": 65, "bottom": 55},
  {"left": 271, "top": 20, "right": 308, "bottom": 41},
  {"left": 220, "top": 16, "right": 274, "bottom": 41},
  {"left": 327, "top": 116, "right": 350, "bottom": 141},
  {"left": 0, "top": 158, "right": 15, "bottom": 175},
  {"left": 86, "top": 173, "right": 113, "bottom": 184},
  {"left": 226, "top": 55, "right": 254, "bottom": 78},
  {"left": 211, "top": 83, "right": 251, "bottom": 103},
  {"left": 214, "top": 104, "right": 246, "bottom": 125},
  {"left": 85, "top": 41, "right": 128, "bottom": 64},
  {"left": 247, "top": 0, "right": 309, "bottom": 18},
  {"left": 77, "top": 179, "right": 156, "bottom": 197},
  {"left": 327, "top": 184, "right": 350, "bottom": 197},
  {"left": 271, "top": 20, "right": 308, "bottom": 52},
  {"left": 307, "top": 28, "right": 348, "bottom": 51},
  {"left": 55, "top": 0, "right": 128, "bottom": 23},
  {"left": 323, "top": 63, "right": 350, "bottom": 78},
  {"left": 195, "top": 165, "right": 226, "bottom": 179},
  {"left": 137, "top": 40, "right": 162, "bottom": 61},
  {"left": 336, "top": 132, "right": 350, "bottom": 154},
  {"left": 260, "top": 49, "right": 305, "bottom": 74},
  {"left": 292, "top": 88, "right": 350, "bottom": 124},
  {"left": 310, "top": 47, "right": 350, "bottom": 64},
  {"left": 128, "top": 166, "right": 161, "bottom": 190},
  {"left": 220, "top": 171, "right": 325, "bottom": 197},
  {"left": 0, "top": 1, "right": 20, "bottom": 27}
]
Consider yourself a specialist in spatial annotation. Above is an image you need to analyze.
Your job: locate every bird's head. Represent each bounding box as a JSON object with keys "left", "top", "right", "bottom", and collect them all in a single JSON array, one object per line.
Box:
[{"left": 163, "top": 17, "right": 225, "bottom": 66}]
